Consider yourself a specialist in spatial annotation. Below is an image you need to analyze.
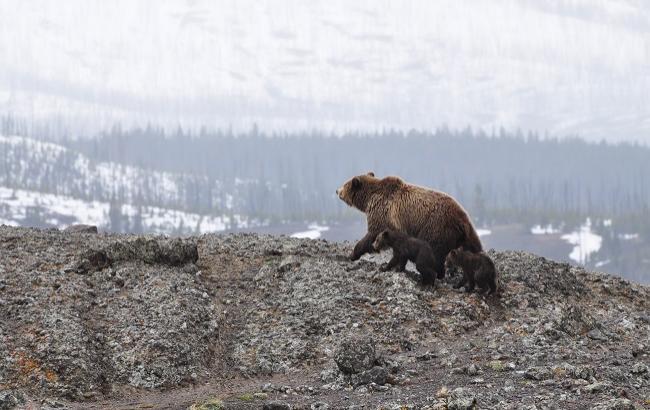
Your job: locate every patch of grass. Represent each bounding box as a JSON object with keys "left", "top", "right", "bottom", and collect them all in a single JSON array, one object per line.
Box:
[
  {"left": 188, "top": 397, "right": 224, "bottom": 410},
  {"left": 552, "top": 366, "right": 567, "bottom": 378},
  {"left": 489, "top": 360, "right": 504, "bottom": 371},
  {"left": 238, "top": 393, "right": 254, "bottom": 402}
]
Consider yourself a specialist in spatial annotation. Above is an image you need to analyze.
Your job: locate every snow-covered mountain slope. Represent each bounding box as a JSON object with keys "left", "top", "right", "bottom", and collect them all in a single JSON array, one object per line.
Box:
[
  {"left": 1, "top": 0, "right": 649, "bottom": 141},
  {"left": 0, "top": 134, "right": 228, "bottom": 211},
  {"left": 0, "top": 135, "right": 272, "bottom": 233},
  {"left": 0, "top": 186, "right": 255, "bottom": 234}
]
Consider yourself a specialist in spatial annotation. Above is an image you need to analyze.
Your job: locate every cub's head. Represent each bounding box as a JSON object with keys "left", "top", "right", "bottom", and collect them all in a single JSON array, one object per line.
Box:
[
  {"left": 444, "top": 247, "right": 463, "bottom": 270},
  {"left": 372, "top": 230, "right": 392, "bottom": 251},
  {"left": 336, "top": 172, "right": 377, "bottom": 211}
]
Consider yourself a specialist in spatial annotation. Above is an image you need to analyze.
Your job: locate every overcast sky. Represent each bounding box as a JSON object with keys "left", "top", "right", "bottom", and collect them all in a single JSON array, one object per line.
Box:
[{"left": 0, "top": 0, "right": 649, "bottom": 141}]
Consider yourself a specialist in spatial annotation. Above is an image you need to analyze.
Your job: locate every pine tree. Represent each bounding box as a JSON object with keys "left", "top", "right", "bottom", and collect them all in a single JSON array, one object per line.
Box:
[{"left": 109, "top": 199, "right": 123, "bottom": 233}]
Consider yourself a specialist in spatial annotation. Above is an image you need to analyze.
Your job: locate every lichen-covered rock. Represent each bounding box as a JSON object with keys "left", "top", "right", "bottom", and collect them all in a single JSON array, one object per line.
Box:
[
  {"left": 592, "top": 398, "right": 637, "bottom": 410},
  {"left": 334, "top": 336, "right": 377, "bottom": 375},
  {"left": 447, "top": 387, "right": 477, "bottom": 410},
  {"left": 0, "top": 390, "right": 24, "bottom": 410},
  {"left": 631, "top": 362, "right": 648, "bottom": 375},
  {"left": 0, "top": 227, "right": 648, "bottom": 409},
  {"left": 0, "top": 227, "right": 216, "bottom": 400},
  {"left": 63, "top": 224, "right": 98, "bottom": 234},
  {"left": 554, "top": 305, "right": 599, "bottom": 337},
  {"left": 107, "top": 237, "right": 198, "bottom": 266},
  {"left": 263, "top": 401, "right": 291, "bottom": 410},
  {"left": 350, "top": 365, "right": 388, "bottom": 387},
  {"left": 524, "top": 366, "right": 552, "bottom": 381},
  {"left": 74, "top": 248, "right": 111, "bottom": 273},
  {"left": 160, "top": 237, "right": 200, "bottom": 266},
  {"left": 278, "top": 255, "right": 301, "bottom": 273}
]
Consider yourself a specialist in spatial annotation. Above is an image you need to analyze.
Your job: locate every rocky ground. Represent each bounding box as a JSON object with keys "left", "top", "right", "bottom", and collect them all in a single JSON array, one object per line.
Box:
[{"left": 0, "top": 226, "right": 648, "bottom": 410}]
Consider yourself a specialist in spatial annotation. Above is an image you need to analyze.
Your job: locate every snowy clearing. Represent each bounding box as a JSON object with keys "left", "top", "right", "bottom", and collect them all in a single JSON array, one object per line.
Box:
[
  {"left": 561, "top": 218, "right": 602, "bottom": 265},
  {"left": 0, "top": 186, "right": 241, "bottom": 235},
  {"left": 291, "top": 223, "right": 330, "bottom": 239}
]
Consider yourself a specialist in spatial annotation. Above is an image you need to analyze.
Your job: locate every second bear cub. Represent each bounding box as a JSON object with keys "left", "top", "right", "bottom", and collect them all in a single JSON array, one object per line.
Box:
[
  {"left": 372, "top": 229, "right": 438, "bottom": 286},
  {"left": 445, "top": 248, "right": 497, "bottom": 294}
]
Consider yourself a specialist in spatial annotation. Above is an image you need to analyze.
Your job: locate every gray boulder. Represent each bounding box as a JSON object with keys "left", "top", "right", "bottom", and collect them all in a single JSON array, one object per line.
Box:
[
  {"left": 0, "top": 390, "right": 24, "bottom": 410},
  {"left": 263, "top": 401, "right": 291, "bottom": 410},
  {"left": 334, "top": 336, "right": 377, "bottom": 374},
  {"left": 351, "top": 366, "right": 388, "bottom": 387},
  {"left": 447, "top": 387, "right": 477, "bottom": 410}
]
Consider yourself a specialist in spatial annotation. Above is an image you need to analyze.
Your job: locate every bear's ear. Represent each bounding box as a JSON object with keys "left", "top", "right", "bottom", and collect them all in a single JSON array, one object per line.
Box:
[
  {"left": 367, "top": 171, "right": 375, "bottom": 177},
  {"left": 351, "top": 177, "right": 362, "bottom": 190}
]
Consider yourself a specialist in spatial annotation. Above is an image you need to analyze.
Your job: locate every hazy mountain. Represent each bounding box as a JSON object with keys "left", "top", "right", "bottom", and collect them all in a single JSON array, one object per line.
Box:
[{"left": 1, "top": 0, "right": 649, "bottom": 141}]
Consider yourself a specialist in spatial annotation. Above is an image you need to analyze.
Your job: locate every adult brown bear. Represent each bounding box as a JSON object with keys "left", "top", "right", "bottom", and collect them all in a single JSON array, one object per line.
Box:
[{"left": 336, "top": 172, "right": 482, "bottom": 278}]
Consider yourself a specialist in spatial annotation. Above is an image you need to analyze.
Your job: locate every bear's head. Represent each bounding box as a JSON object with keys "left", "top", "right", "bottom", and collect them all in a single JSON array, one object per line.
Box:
[
  {"left": 336, "top": 172, "right": 376, "bottom": 211},
  {"left": 444, "top": 247, "right": 465, "bottom": 271},
  {"left": 372, "top": 229, "right": 392, "bottom": 251}
]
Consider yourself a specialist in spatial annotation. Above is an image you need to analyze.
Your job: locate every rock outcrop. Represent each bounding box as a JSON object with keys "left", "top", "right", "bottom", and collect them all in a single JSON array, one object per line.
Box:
[{"left": 0, "top": 226, "right": 648, "bottom": 409}]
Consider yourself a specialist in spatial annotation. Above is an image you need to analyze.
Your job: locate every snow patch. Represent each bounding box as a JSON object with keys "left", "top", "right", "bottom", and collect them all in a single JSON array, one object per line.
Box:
[
  {"left": 531, "top": 224, "right": 561, "bottom": 235},
  {"left": 0, "top": 218, "right": 19, "bottom": 227},
  {"left": 476, "top": 228, "right": 491, "bottom": 237},
  {"left": 291, "top": 223, "right": 330, "bottom": 239},
  {"left": 595, "top": 259, "right": 611, "bottom": 268},
  {"left": 561, "top": 218, "right": 602, "bottom": 265}
]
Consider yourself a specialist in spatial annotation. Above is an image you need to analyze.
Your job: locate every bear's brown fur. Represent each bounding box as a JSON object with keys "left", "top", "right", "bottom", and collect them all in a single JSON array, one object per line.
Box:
[
  {"left": 372, "top": 229, "right": 438, "bottom": 286},
  {"left": 445, "top": 248, "right": 497, "bottom": 294},
  {"left": 336, "top": 172, "right": 482, "bottom": 277}
]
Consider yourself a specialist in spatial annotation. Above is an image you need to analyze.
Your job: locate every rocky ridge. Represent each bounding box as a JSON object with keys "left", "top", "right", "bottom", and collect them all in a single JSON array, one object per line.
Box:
[{"left": 0, "top": 226, "right": 648, "bottom": 409}]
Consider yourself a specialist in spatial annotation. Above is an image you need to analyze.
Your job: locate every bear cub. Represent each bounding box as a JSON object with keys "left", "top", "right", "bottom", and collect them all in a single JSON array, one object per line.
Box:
[
  {"left": 445, "top": 248, "right": 497, "bottom": 294},
  {"left": 372, "top": 229, "right": 439, "bottom": 287}
]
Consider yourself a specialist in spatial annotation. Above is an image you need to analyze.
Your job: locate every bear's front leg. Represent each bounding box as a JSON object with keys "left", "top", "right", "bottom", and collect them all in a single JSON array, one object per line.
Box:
[
  {"left": 350, "top": 232, "right": 377, "bottom": 261},
  {"left": 380, "top": 253, "right": 400, "bottom": 271},
  {"left": 454, "top": 272, "right": 467, "bottom": 289},
  {"left": 397, "top": 257, "right": 408, "bottom": 272},
  {"left": 464, "top": 276, "right": 476, "bottom": 293}
]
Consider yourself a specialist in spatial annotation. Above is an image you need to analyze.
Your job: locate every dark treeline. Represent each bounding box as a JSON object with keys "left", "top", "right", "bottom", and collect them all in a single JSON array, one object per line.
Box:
[{"left": 64, "top": 125, "right": 650, "bottom": 235}]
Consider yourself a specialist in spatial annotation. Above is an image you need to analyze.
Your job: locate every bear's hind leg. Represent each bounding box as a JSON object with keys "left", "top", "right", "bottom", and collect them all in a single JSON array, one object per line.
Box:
[
  {"left": 380, "top": 253, "right": 400, "bottom": 272},
  {"left": 418, "top": 265, "right": 436, "bottom": 287},
  {"left": 465, "top": 274, "right": 476, "bottom": 293},
  {"left": 397, "top": 256, "right": 408, "bottom": 272},
  {"left": 434, "top": 255, "right": 446, "bottom": 279},
  {"left": 487, "top": 276, "right": 497, "bottom": 295},
  {"left": 453, "top": 270, "right": 467, "bottom": 289}
]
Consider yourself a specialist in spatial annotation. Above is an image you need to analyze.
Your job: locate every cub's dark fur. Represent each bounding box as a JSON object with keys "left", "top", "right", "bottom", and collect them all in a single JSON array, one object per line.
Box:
[
  {"left": 372, "top": 229, "right": 439, "bottom": 286},
  {"left": 445, "top": 248, "right": 497, "bottom": 294}
]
